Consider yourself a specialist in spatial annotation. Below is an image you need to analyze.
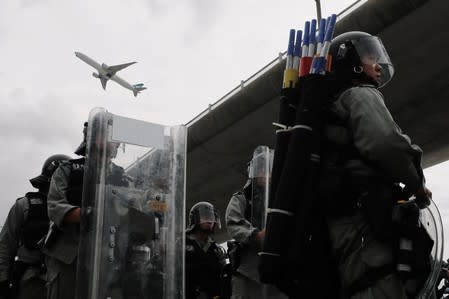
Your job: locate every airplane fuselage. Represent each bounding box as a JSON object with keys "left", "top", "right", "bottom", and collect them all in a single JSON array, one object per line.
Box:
[{"left": 75, "top": 51, "right": 146, "bottom": 97}]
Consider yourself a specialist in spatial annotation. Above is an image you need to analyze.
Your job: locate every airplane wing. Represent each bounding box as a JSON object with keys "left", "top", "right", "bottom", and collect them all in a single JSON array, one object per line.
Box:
[
  {"left": 75, "top": 52, "right": 102, "bottom": 71},
  {"left": 106, "top": 62, "right": 136, "bottom": 76}
]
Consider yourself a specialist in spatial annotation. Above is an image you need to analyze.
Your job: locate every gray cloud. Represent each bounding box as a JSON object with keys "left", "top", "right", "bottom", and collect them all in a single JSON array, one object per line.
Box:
[
  {"left": 0, "top": 89, "right": 85, "bottom": 147},
  {"left": 20, "top": 0, "right": 48, "bottom": 8}
]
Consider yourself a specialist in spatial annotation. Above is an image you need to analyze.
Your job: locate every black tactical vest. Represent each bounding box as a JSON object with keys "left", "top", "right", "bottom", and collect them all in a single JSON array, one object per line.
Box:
[
  {"left": 319, "top": 92, "right": 367, "bottom": 215},
  {"left": 67, "top": 158, "right": 85, "bottom": 206},
  {"left": 185, "top": 237, "right": 224, "bottom": 299},
  {"left": 20, "top": 192, "right": 49, "bottom": 250}
]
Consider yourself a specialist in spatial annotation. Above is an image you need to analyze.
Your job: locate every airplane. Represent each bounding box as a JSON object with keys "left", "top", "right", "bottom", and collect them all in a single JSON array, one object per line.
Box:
[{"left": 75, "top": 51, "right": 147, "bottom": 97}]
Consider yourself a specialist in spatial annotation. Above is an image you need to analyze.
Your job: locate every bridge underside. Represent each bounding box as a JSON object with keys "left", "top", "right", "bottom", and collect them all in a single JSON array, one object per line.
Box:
[{"left": 185, "top": 0, "right": 449, "bottom": 241}]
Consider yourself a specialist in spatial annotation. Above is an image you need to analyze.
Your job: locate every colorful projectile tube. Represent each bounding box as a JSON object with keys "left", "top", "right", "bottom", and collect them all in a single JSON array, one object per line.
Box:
[
  {"left": 286, "top": 29, "right": 295, "bottom": 70},
  {"left": 307, "top": 19, "right": 317, "bottom": 57},
  {"left": 302, "top": 21, "right": 310, "bottom": 59},
  {"left": 292, "top": 30, "right": 303, "bottom": 71},
  {"left": 283, "top": 29, "right": 299, "bottom": 88},
  {"left": 299, "top": 21, "right": 311, "bottom": 77},
  {"left": 316, "top": 18, "right": 326, "bottom": 55},
  {"left": 310, "top": 14, "right": 337, "bottom": 74}
]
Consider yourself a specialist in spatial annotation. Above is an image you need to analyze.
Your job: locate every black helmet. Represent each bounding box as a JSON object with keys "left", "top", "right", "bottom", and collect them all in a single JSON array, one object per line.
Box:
[
  {"left": 74, "top": 122, "right": 88, "bottom": 156},
  {"left": 186, "top": 201, "right": 221, "bottom": 233},
  {"left": 329, "top": 31, "right": 394, "bottom": 88},
  {"left": 30, "top": 154, "right": 71, "bottom": 189}
]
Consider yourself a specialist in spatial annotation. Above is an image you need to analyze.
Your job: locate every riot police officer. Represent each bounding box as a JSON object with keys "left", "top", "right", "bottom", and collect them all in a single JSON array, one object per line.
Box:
[
  {"left": 0, "top": 154, "right": 70, "bottom": 299},
  {"left": 43, "top": 123, "right": 87, "bottom": 299},
  {"left": 185, "top": 202, "right": 226, "bottom": 299},
  {"left": 225, "top": 146, "right": 286, "bottom": 299},
  {"left": 320, "top": 31, "right": 432, "bottom": 298}
]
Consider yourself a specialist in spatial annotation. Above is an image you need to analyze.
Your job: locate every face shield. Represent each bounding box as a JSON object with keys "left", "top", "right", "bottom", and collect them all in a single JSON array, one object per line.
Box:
[
  {"left": 248, "top": 146, "right": 274, "bottom": 229},
  {"left": 195, "top": 204, "right": 221, "bottom": 229},
  {"left": 248, "top": 149, "right": 274, "bottom": 180},
  {"left": 352, "top": 36, "right": 394, "bottom": 87}
]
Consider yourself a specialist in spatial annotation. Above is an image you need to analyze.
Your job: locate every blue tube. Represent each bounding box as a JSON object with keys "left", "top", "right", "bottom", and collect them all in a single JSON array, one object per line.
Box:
[
  {"left": 325, "top": 16, "right": 332, "bottom": 34},
  {"left": 310, "top": 56, "right": 326, "bottom": 74},
  {"left": 324, "top": 14, "right": 337, "bottom": 42},
  {"left": 294, "top": 30, "right": 303, "bottom": 58},
  {"left": 288, "top": 29, "right": 295, "bottom": 56},
  {"left": 318, "top": 18, "right": 326, "bottom": 44},
  {"left": 303, "top": 21, "right": 310, "bottom": 49},
  {"left": 286, "top": 29, "right": 295, "bottom": 69},
  {"left": 309, "top": 19, "right": 317, "bottom": 45}
]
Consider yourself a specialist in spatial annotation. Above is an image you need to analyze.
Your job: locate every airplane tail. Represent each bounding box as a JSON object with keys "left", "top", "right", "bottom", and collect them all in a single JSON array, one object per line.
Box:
[{"left": 132, "top": 83, "right": 147, "bottom": 97}]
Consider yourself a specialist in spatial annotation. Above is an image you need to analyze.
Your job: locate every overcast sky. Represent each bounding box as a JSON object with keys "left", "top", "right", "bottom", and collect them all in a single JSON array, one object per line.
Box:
[{"left": 1, "top": 0, "right": 448, "bottom": 254}]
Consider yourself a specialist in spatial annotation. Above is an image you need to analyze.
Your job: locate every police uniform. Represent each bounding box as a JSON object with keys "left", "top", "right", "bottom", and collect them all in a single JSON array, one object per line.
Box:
[
  {"left": 322, "top": 85, "right": 424, "bottom": 298},
  {"left": 43, "top": 158, "right": 84, "bottom": 299},
  {"left": 185, "top": 234, "right": 224, "bottom": 299},
  {"left": 0, "top": 193, "right": 48, "bottom": 299},
  {"left": 225, "top": 184, "right": 287, "bottom": 299}
]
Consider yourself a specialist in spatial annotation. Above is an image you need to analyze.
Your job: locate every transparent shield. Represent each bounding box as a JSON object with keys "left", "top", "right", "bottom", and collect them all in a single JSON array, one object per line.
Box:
[
  {"left": 416, "top": 199, "right": 444, "bottom": 299},
  {"left": 77, "top": 107, "right": 186, "bottom": 299},
  {"left": 249, "top": 146, "right": 274, "bottom": 230}
]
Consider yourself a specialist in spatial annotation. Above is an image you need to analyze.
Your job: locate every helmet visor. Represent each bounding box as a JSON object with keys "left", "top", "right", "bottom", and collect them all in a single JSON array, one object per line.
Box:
[
  {"left": 352, "top": 36, "right": 394, "bottom": 87},
  {"left": 196, "top": 205, "right": 221, "bottom": 229}
]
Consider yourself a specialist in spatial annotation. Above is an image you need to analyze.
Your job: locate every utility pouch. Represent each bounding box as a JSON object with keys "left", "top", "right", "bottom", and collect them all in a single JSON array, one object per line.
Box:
[{"left": 226, "top": 240, "right": 242, "bottom": 273}]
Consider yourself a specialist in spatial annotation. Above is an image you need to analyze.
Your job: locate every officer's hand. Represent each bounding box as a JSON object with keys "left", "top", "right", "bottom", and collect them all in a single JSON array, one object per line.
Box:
[
  {"left": 255, "top": 230, "right": 265, "bottom": 243},
  {"left": 63, "top": 207, "right": 81, "bottom": 223},
  {"left": 415, "top": 186, "right": 432, "bottom": 209}
]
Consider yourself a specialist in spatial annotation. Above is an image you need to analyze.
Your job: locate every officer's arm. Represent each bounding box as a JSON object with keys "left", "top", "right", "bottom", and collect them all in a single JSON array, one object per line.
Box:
[
  {"left": 342, "top": 87, "right": 423, "bottom": 192},
  {"left": 0, "top": 200, "right": 25, "bottom": 282},
  {"left": 225, "top": 194, "right": 259, "bottom": 246},
  {"left": 47, "top": 166, "right": 80, "bottom": 228}
]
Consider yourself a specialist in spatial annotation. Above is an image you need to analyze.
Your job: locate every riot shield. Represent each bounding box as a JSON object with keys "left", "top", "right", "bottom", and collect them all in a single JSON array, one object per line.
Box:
[
  {"left": 77, "top": 107, "right": 186, "bottom": 299},
  {"left": 416, "top": 199, "right": 444, "bottom": 299},
  {"left": 248, "top": 145, "right": 274, "bottom": 230}
]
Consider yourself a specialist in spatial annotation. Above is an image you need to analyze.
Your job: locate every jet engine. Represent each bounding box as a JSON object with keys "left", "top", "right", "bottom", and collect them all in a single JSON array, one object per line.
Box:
[{"left": 92, "top": 72, "right": 100, "bottom": 78}]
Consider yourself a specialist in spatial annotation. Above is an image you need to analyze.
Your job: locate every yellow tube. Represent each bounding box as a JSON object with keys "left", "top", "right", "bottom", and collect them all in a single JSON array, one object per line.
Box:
[{"left": 282, "top": 69, "right": 299, "bottom": 89}]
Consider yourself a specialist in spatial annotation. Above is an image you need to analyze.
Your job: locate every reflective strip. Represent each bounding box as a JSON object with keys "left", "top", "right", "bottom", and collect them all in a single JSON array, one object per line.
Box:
[
  {"left": 397, "top": 264, "right": 412, "bottom": 272},
  {"left": 272, "top": 122, "right": 288, "bottom": 129},
  {"left": 276, "top": 128, "right": 290, "bottom": 134},
  {"left": 267, "top": 208, "right": 294, "bottom": 216},
  {"left": 310, "top": 153, "right": 320, "bottom": 162},
  {"left": 399, "top": 238, "right": 413, "bottom": 251},
  {"left": 289, "top": 125, "right": 312, "bottom": 132},
  {"left": 258, "top": 252, "right": 281, "bottom": 257},
  {"left": 310, "top": 154, "right": 321, "bottom": 162}
]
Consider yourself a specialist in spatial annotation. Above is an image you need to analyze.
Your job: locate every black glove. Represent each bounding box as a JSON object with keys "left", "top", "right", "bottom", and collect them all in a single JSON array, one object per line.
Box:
[{"left": 415, "top": 187, "right": 431, "bottom": 209}]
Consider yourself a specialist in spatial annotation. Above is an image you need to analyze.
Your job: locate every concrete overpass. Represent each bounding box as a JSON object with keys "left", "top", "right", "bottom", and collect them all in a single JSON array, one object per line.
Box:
[{"left": 185, "top": 0, "right": 449, "bottom": 241}]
